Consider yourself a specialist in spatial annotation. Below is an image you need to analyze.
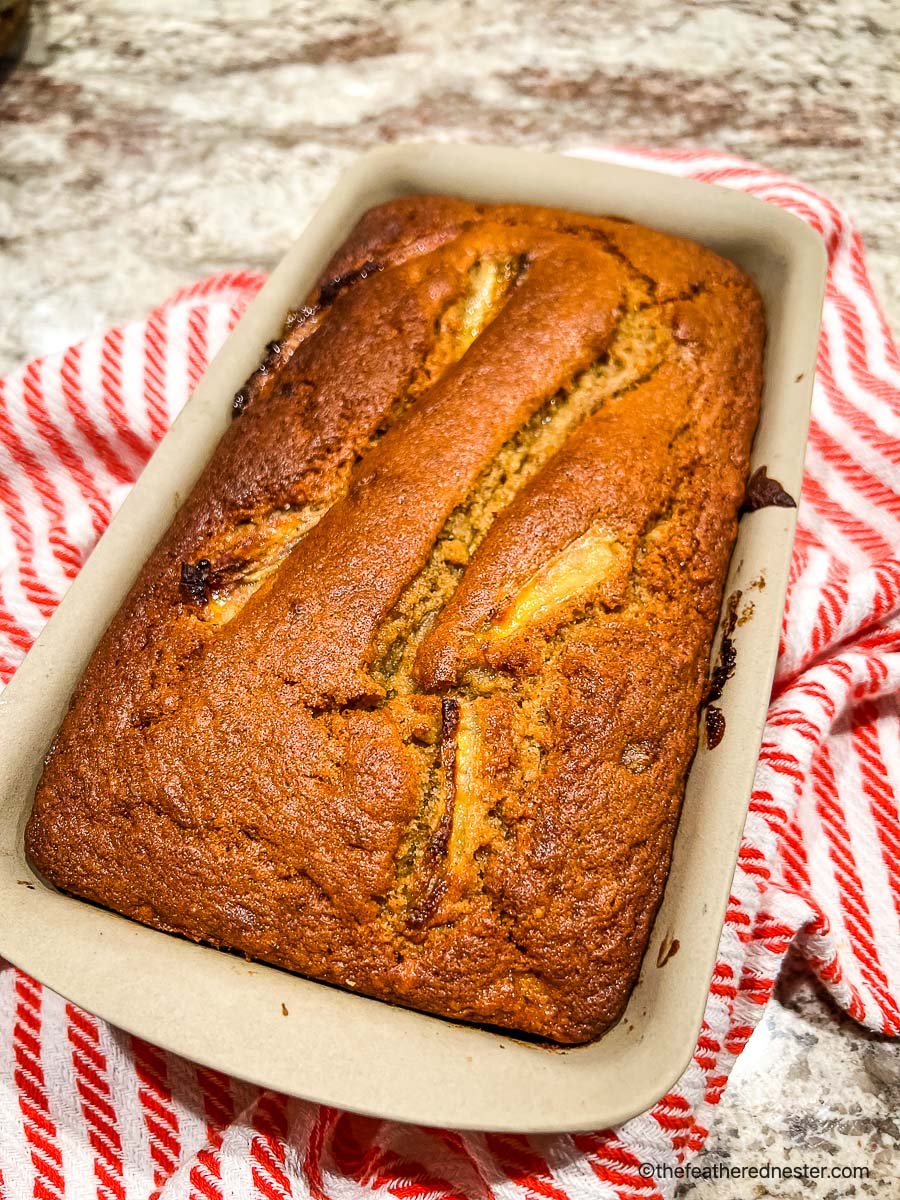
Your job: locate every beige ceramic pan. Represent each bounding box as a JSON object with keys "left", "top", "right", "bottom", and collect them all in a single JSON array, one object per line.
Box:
[{"left": 0, "top": 144, "right": 826, "bottom": 1133}]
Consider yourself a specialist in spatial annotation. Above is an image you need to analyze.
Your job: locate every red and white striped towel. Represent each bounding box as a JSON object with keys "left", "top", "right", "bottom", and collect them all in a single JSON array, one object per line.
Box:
[{"left": 0, "top": 148, "right": 898, "bottom": 1200}]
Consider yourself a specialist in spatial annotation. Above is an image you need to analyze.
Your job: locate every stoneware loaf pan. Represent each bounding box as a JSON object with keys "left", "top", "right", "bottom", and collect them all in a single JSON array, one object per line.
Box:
[{"left": 0, "top": 144, "right": 826, "bottom": 1133}]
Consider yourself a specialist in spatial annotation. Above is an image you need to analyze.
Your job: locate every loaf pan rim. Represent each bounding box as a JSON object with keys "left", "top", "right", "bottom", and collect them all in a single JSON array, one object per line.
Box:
[{"left": 0, "top": 142, "right": 826, "bottom": 1133}]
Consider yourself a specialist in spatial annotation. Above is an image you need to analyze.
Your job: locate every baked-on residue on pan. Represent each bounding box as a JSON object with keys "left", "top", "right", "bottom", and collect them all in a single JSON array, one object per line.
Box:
[{"left": 26, "top": 196, "right": 765, "bottom": 1044}]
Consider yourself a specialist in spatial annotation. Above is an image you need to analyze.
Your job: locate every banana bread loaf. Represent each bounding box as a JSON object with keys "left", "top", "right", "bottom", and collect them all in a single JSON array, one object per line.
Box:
[{"left": 25, "top": 196, "right": 765, "bottom": 1044}]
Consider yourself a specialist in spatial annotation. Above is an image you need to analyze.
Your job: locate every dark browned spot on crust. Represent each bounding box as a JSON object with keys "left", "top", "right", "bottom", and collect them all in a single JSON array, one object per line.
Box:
[
  {"left": 318, "top": 259, "right": 383, "bottom": 305},
  {"left": 742, "top": 465, "right": 796, "bottom": 512},
  {"left": 705, "top": 705, "right": 726, "bottom": 748},
  {"left": 232, "top": 264, "right": 384, "bottom": 422},
  {"left": 179, "top": 558, "right": 213, "bottom": 605},
  {"left": 284, "top": 304, "right": 318, "bottom": 329},
  {"left": 180, "top": 555, "right": 253, "bottom": 606}
]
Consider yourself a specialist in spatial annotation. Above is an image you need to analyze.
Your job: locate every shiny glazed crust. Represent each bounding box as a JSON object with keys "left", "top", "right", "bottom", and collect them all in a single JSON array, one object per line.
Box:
[{"left": 26, "top": 196, "right": 765, "bottom": 1044}]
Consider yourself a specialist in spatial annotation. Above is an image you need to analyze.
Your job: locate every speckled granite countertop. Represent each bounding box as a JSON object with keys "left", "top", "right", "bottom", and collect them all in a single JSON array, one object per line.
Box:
[{"left": 1, "top": 1, "right": 898, "bottom": 1193}]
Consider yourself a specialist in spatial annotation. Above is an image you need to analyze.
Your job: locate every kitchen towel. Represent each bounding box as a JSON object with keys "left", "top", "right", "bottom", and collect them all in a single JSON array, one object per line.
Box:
[{"left": 0, "top": 148, "right": 898, "bottom": 1200}]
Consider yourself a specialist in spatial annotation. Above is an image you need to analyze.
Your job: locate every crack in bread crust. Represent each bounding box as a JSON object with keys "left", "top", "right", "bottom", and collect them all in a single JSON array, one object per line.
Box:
[
  {"left": 25, "top": 196, "right": 766, "bottom": 1045},
  {"left": 371, "top": 304, "right": 673, "bottom": 697},
  {"left": 182, "top": 253, "right": 526, "bottom": 630}
]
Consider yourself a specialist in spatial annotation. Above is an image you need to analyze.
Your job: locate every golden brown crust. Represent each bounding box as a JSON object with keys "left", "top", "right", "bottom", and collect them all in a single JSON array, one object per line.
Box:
[{"left": 25, "top": 196, "right": 765, "bottom": 1044}]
